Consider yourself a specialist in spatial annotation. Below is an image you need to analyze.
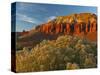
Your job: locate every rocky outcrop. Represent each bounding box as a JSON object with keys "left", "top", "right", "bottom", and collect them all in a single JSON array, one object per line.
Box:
[
  {"left": 17, "top": 13, "right": 97, "bottom": 48},
  {"left": 36, "top": 13, "right": 97, "bottom": 35}
]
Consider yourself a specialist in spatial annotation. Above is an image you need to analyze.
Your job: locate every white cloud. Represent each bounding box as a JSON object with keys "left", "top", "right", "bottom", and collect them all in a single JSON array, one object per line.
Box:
[
  {"left": 16, "top": 13, "right": 41, "bottom": 24},
  {"left": 47, "top": 16, "right": 56, "bottom": 22}
]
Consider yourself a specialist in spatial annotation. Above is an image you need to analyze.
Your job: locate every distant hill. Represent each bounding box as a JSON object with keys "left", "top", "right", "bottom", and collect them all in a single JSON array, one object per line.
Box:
[{"left": 17, "top": 13, "right": 97, "bottom": 48}]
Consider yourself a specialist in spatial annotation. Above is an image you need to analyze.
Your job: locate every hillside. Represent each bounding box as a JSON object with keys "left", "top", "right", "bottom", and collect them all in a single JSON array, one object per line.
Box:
[
  {"left": 16, "top": 13, "right": 97, "bottom": 72},
  {"left": 17, "top": 13, "right": 97, "bottom": 49},
  {"left": 16, "top": 35, "right": 97, "bottom": 72}
]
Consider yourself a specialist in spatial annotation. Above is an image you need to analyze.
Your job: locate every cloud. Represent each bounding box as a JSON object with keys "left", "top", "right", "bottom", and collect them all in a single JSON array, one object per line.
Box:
[
  {"left": 16, "top": 13, "right": 41, "bottom": 24},
  {"left": 47, "top": 16, "right": 56, "bottom": 22}
]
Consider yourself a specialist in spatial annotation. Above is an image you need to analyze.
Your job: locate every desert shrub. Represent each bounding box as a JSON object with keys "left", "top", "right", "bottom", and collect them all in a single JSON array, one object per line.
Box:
[
  {"left": 83, "top": 53, "right": 97, "bottom": 68},
  {"left": 16, "top": 43, "right": 23, "bottom": 50},
  {"left": 16, "top": 35, "right": 97, "bottom": 72},
  {"left": 66, "top": 62, "right": 79, "bottom": 70}
]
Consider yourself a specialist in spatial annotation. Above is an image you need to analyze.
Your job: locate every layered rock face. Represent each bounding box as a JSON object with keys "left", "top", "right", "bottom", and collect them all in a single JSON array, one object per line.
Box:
[
  {"left": 17, "top": 13, "right": 97, "bottom": 48},
  {"left": 36, "top": 13, "right": 97, "bottom": 35}
]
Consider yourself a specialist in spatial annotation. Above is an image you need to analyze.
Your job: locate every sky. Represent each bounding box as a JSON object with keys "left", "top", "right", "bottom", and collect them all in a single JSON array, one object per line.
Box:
[{"left": 13, "top": 2, "right": 97, "bottom": 32}]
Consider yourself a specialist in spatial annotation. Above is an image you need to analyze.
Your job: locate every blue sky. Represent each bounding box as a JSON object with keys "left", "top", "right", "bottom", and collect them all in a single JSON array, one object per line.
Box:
[{"left": 15, "top": 2, "right": 97, "bottom": 32}]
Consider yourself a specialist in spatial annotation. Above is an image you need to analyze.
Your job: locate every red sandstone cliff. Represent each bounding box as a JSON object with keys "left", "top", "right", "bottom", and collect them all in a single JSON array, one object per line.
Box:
[
  {"left": 36, "top": 13, "right": 97, "bottom": 36},
  {"left": 18, "top": 13, "right": 97, "bottom": 48}
]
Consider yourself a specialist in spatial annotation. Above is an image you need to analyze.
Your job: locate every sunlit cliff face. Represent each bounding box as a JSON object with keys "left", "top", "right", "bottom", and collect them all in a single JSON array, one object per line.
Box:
[{"left": 36, "top": 13, "right": 97, "bottom": 35}]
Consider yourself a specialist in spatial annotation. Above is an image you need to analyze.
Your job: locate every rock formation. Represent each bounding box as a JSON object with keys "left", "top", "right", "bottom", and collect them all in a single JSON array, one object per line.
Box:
[{"left": 36, "top": 13, "right": 97, "bottom": 35}]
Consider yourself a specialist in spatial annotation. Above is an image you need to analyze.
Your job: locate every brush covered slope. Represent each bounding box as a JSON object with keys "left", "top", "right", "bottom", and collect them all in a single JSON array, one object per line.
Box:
[
  {"left": 16, "top": 13, "right": 97, "bottom": 72},
  {"left": 16, "top": 35, "right": 97, "bottom": 72}
]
